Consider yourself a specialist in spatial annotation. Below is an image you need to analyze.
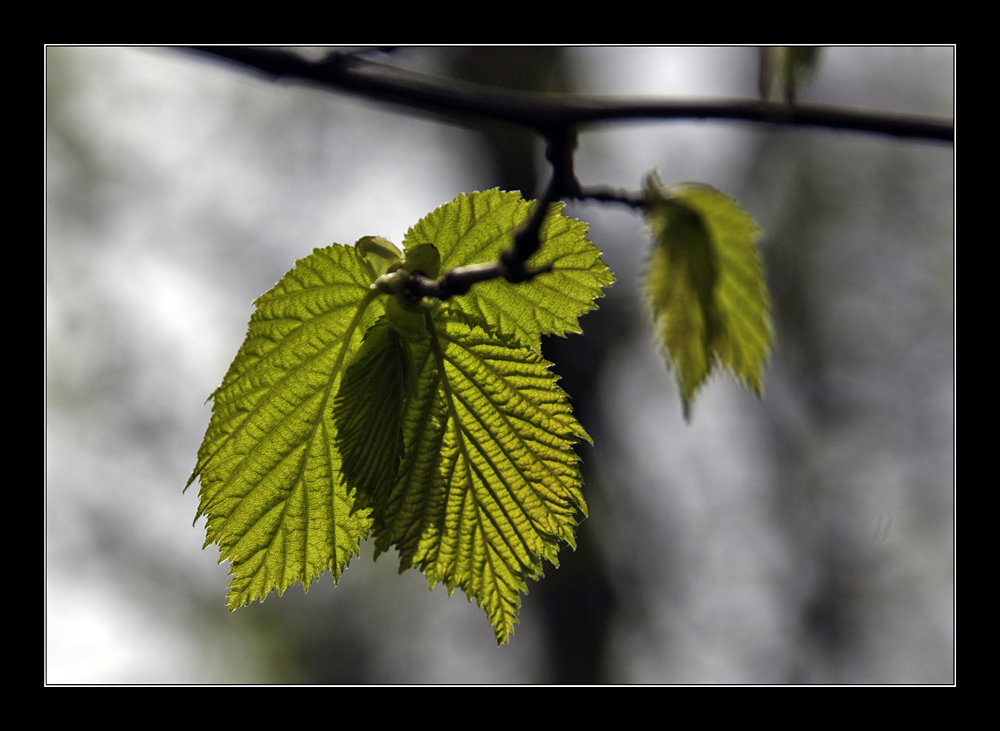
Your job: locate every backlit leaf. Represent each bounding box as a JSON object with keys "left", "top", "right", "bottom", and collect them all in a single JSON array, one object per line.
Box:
[
  {"left": 375, "top": 313, "right": 589, "bottom": 644},
  {"left": 190, "top": 190, "right": 613, "bottom": 642},
  {"left": 187, "top": 244, "right": 382, "bottom": 609},
  {"left": 643, "top": 174, "right": 772, "bottom": 419},
  {"left": 403, "top": 189, "right": 614, "bottom": 350}
]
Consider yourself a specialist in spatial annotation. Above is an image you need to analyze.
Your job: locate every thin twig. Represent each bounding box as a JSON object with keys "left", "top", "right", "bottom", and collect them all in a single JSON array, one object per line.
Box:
[
  {"left": 186, "top": 46, "right": 953, "bottom": 303},
  {"left": 188, "top": 47, "right": 953, "bottom": 143},
  {"left": 405, "top": 130, "right": 580, "bottom": 300}
]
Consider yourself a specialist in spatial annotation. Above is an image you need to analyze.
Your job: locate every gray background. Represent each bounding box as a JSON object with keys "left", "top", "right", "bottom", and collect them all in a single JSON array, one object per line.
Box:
[{"left": 46, "top": 47, "right": 953, "bottom": 684}]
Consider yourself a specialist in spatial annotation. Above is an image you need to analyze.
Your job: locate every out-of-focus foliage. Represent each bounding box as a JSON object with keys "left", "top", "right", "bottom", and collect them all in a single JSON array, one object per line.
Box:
[
  {"left": 643, "top": 174, "right": 772, "bottom": 419},
  {"left": 759, "top": 46, "right": 821, "bottom": 103}
]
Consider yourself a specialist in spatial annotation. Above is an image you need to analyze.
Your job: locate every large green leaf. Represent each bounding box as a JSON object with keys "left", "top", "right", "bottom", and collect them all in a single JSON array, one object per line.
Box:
[
  {"left": 403, "top": 189, "right": 615, "bottom": 350},
  {"left": 187, "top": 244, "right": 382, "bottom": 609},
  {"left": 374, "top": 313, "right": 589, "bottom": 644},
  {"left": 643, "top": 175, "right": 772, "bottom": 419}
]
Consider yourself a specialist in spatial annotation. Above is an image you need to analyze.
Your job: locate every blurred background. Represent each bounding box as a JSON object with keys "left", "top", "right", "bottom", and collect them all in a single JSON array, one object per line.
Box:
[{"left": 46, "top": 47, "right": 954, "bottom": 684}]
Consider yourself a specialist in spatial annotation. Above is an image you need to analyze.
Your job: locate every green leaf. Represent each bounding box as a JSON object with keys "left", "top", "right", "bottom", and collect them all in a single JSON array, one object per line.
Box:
[
  {"left": 403, "top": 189, "right": 615, "bottom": 350},
  {"left": 355, "top": 235, "right": 402, "bottom": 282},
  {"left": 643, "top": 174, "right": 772, "bottom": 419},
  {"left": 374, "top": 313, "right": 589, "bottom": 644},
  {"left": 334, "top": 320, "right": 407, "bottom": 515},
  {"left": 190, "top": 190, "right": 612, "bottom": 642},
  {"left": 759, "top": 46, "right": 820, "bottom": 104},
  {"left": 187, "top": 244, "right": 382, "bottom": 609}
]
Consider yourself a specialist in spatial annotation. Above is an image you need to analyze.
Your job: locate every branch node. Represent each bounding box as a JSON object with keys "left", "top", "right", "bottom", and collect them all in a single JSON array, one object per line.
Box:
[{"left": 543, "top": 126, "right": 582, "bottom": 199}]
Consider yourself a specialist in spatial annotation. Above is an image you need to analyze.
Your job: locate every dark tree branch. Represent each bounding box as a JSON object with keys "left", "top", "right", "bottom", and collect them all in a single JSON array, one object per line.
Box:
[
  {"left": 189, "top": 47, "right": 953, "bottom": 143},
  {"left": 185, "top": 46, "right": 952, "bottom": 302}
]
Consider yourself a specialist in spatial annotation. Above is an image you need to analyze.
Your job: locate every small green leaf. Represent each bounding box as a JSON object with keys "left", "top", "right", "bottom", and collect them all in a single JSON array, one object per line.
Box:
[
  {"left": 759, "top": 46, "right": 820, "bottom": 104},
  {"left": 643, "top": 174, "right": 772, "bottom": 419},
  {"left": 403, "top": 189, "right": 614, "bottom": 350},
  {"left": 401, "top": 243, "right": 441, "bottom": 280},
  {"left": 356, "top": 235, "right": 402, "bottom": 283}
]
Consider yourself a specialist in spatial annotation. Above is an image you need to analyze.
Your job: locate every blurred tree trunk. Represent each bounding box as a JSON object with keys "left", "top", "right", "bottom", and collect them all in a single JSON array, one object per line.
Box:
[{"left": 440, "top": 47, "right": 621, "bottom": 684}]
